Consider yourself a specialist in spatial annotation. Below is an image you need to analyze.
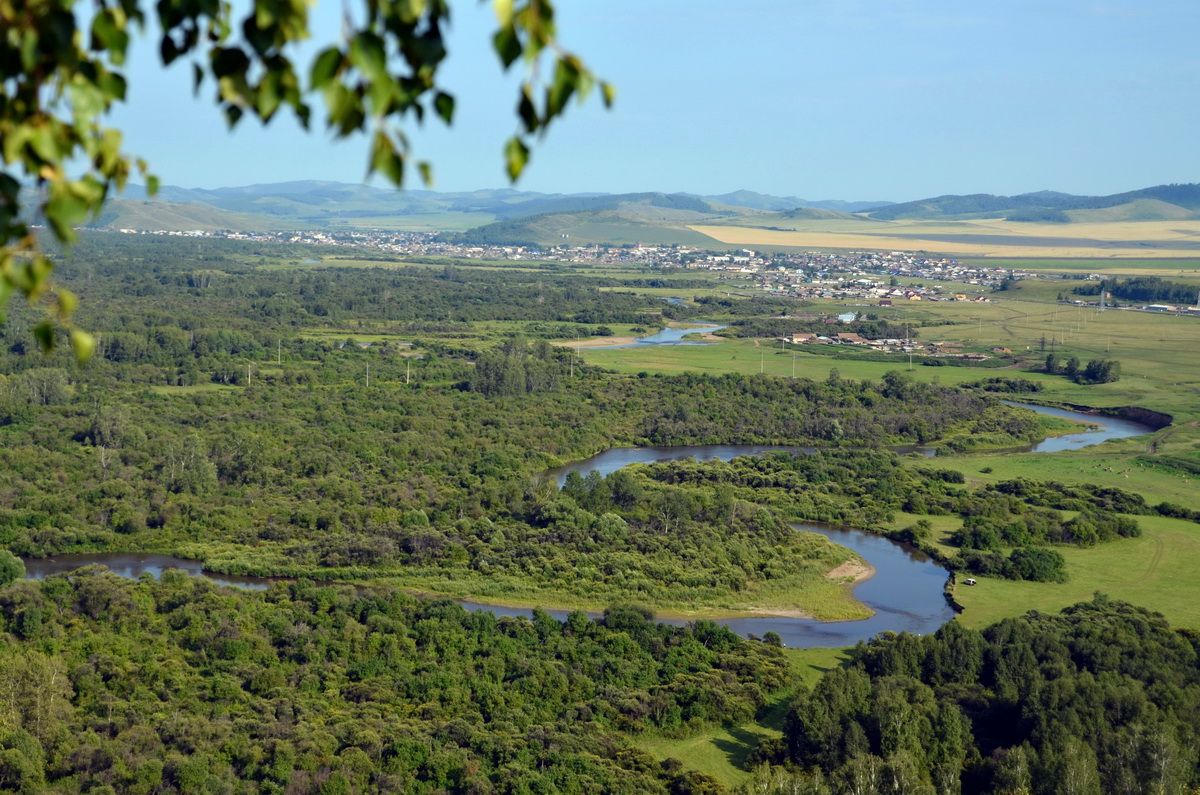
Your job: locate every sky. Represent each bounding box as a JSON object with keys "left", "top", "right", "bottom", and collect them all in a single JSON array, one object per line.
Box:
[{"left": 109, "top": 0, "right": 1200, "bottom": 202}]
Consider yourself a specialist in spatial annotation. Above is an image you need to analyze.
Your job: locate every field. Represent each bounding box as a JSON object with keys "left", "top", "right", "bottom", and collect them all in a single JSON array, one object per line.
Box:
[
  {"left": 690, "top": 218, "right": 1200, "bottom": 259},
  {"left": 948, "top": 514, "right": 1200, "bottom": 628},
  {"left": 578, "top": 277, "right": 1200, "bottom": 633},
  {"left": 635, "top": 647, "right": 849, "bottom": 788}
]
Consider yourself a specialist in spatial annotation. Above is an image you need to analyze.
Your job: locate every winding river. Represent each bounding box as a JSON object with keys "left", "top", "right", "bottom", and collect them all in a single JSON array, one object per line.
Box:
[{"left": 19, "top": 402, "right": 1156, "bottom": 648}]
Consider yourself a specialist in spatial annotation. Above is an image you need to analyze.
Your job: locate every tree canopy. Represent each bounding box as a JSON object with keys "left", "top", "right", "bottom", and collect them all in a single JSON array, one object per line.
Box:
[{"left": 0, "top": 0, "right": 612, "bottom": 356}]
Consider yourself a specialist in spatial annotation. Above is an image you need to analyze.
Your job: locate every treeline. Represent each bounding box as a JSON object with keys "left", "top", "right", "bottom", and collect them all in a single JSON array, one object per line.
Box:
[
  {"left": 715, "top": 317, "right": 913, "bottom": 341},
  {"left": 745, "top": 595, "right": 1200, "bottom": 794},
  {"left": 962, "top": 376, "right": 1044, "bottom": 393},
  {"left": 0, "top": 570, "right": 785, "bottom": 792},
  {"left": 1074, "top": 275, "right": 1200, "bottom": 305},
  {"left": 1044, "top": 353, "right": 1121, "bottom": 384}
]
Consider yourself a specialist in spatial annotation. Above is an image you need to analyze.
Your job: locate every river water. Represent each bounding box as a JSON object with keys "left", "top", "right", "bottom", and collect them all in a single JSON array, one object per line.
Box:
[
  {"left": 19, "top": 402, "right": 1155, "bottom": 647},
  {"left": 588, "top": 323, "right": 726, "bottom": 349},
  {"left": 999, "top": 401, "right": 1154, "bottom": 453}
]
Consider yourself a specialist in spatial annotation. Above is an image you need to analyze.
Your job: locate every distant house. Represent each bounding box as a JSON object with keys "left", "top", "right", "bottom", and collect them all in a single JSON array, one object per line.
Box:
[
  {"left": 878, "top": 299, "right": 893, "bottom": 307},
  {"left": 836, "top": 333, "right": 867, "bottom": 344}
]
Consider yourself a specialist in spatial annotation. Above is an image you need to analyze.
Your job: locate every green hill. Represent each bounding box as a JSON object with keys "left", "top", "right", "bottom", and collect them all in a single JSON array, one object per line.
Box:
[
  {"left": 867, "top": 183, "right": 1200, "bottom": 222},
  {"left": 87, "top": 199, "right": 296, "bottom": 232},
  {"left": 1067, "top": 198, "right": 1200, "bottom": 223},
  {"left": 442, "top": 193, "right": 741, "bottom": 246},
  {"left": 706, "top": 207, "right": 873, "bottom": 229}
]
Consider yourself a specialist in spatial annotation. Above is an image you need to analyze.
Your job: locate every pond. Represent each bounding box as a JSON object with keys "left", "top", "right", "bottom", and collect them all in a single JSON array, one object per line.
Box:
[
  {"left": 588, "top": 323, "right": 725, "bottom": 349},
  {"left": 22, "top": 552, "right": 278, "bottom": 591},
  {"left": 1000, "top": 401, "right": 1154, "bottom": 453}
]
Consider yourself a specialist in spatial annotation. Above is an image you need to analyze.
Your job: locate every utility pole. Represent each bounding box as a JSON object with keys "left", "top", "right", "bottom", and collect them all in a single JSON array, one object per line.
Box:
[
  {"left": 906, "top": 324, "right": 913, "bottom": 371},
  {"left": 406, "top": 359, "right": 411, "bottom": 385},
  {"left": 247, "top": 365, "right": 251, "bottom": 386},
  {"left": 277, "top": 340, "right": 281, "bottom": 365},
  {"left": 792, "top": 354, "right": 796, "bottom": 379},
  {"left": 365, "top": 363, "right": 369, "bottom": 388}
]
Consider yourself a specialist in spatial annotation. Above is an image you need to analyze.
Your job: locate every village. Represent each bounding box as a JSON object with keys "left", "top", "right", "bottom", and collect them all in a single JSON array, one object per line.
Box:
[
  {"left": 116, "top": 227, "right": 1032, "bottom": 298},
  {"left": 774, "top": 324, "right": 997, "bottom": 362}
]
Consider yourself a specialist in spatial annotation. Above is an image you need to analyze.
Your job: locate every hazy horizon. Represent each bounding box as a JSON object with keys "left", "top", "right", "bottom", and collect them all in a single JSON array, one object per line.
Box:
[{"left": 108, "top": 1, "right": 1199, "bottom": 200}]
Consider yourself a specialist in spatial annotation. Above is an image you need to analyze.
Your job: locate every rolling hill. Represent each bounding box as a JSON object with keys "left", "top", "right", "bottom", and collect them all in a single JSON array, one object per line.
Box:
[{"left": 865, "top": 183, "right": 1200, "bottom": 222}]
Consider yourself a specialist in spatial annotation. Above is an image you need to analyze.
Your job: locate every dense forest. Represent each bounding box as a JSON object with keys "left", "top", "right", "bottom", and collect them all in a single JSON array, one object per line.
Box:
[
  {"left": 1, "top": 573, "right": 1196, "bottom": 793},
  {"left": 747, "top": 595, "right": 1200, "bottom": 794},
  {"left": 0, "top": 570, "right": 787, "bottom": 792},
  {"left": 1, "top": 233, "right": 1194, "bottom": 792}
]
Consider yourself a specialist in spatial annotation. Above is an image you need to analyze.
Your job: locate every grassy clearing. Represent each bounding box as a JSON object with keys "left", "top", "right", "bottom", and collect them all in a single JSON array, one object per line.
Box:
[
  {"left": 636, "top": 647, "right": 850, "bottom": 788},
  {"left": 949, "top": 514, "right": 1200, "bottom": 629},
  {"left": 375, "top": 564, "right": 873, "bottom": 622},
  {"left": 149, "top": 384, "right": 239, "bottom": 395},
  {"left": 584, "top": 336, "right": 1046, "bottom": 385}
]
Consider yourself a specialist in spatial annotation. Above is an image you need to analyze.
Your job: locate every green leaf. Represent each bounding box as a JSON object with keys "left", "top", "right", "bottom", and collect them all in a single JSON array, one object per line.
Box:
[
  {"left": 517, "top": 85, "right": 538, "bottom": 133},
  {"left": 417, "top": 161, "right": 432, "bottom": 186},
  {"left": 91, "top": 10, "right": 131, "bottom": 62},
  {"left": 310, "top": 47, "right": 342, "bottom": 89},
  {"left": 601, "top": 81, "right": 616, "bottom": 108},
  {"left": 57, "top": 288, "right": 78, "bottom": 316},
  {"left": 257, "top": 70, "right": 283, "bottom": 120},
  {"left": 504, "top": 136, "right": 528, "bottom": 182},
  {"left": 33, "top": 321, "right": 54, "bottom": 354},
  {"left": 349, "top": 33, "right": 387, "bottom": 83},
  {"left": 546, "top": 58, "right": 578, "bottom": 117},
  {"left": 71, "top": 329, "right": 95, "bottom": 365},
  {"left": 433, "top": 92, "right": 454, "bottom": 125},
  {"left": 493, "top": 0, "right": 514, "bottom": 26},
  {"left": 493, "top": 25, "right": 522, "bottom": 68},
  {"left": 370, "top": 131, "right": 405, "bottom": 186},
  {"left": 212, "top": 47, "right": 251, "bottom": 79}
]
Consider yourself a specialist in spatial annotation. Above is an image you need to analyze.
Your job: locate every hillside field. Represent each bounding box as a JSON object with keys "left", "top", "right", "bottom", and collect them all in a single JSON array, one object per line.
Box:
[{"left": 691, "top": 218, "right": 1200, "bottom": 258}]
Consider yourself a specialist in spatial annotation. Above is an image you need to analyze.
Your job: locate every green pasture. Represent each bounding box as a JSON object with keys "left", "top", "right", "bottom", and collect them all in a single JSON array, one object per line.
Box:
[
  {"left": 636, "top": 646, "right": 850, "bottom": 788},
  {"left": 584, "top": 336, "right": 1044, "bottom": 386},
  {"left": 949, "top": 514, "right": 1200, "bottom": 629}
]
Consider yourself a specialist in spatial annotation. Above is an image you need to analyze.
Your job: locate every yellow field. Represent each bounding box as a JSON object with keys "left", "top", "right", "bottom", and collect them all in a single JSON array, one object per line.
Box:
[{"left": 690, "top": 218, "right": 1200, "bottom": 259}]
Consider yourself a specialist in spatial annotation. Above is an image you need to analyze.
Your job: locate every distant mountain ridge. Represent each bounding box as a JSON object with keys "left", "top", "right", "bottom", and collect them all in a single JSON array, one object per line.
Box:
[
  {"left": 866, "top": 183, "right": 1200, "bottom": 221},
  {"left": 86, "top": 181, "right": 1200, "bottom": 246}
]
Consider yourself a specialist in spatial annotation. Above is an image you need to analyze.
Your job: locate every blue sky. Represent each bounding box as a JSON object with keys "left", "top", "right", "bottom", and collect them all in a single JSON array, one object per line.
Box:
[{"left": 110, "top": 0, "right": 1200, "bottom": 201}]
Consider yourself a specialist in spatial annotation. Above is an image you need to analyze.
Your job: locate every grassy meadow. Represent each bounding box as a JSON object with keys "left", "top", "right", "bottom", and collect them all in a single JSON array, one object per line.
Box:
[{"left": 635, "top": 647, "right": 850, "bottom": 788}]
